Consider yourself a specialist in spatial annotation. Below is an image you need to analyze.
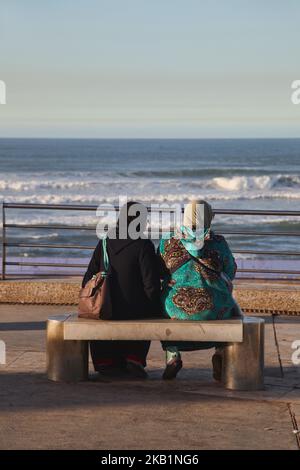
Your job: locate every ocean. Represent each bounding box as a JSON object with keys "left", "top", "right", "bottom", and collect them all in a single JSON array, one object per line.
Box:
[{"left": 1, "top": 138, "right": 300, "bottom": 275}]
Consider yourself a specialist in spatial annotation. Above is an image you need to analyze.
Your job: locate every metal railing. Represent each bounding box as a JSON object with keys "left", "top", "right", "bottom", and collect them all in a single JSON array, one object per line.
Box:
[{"left": 1, "top": 202, "right": 300, "bottom": 280}]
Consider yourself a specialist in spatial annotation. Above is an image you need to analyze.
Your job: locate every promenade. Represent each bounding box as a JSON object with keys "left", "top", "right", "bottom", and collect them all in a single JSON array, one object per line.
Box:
[{"left": 0, "top": 303, "right": 299, "bottom": 450}]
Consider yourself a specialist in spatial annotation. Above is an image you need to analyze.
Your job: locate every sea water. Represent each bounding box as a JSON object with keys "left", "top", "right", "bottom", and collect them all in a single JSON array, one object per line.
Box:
[{"left": 0, "top": 138, "right": 299, "bottom": 276}]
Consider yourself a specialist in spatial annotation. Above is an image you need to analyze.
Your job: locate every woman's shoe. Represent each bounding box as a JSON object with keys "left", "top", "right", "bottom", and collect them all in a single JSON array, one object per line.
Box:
[
  {"left": 126, "top": 360, "right": 148, "bottom": 379},
  {"left": 212, "top": 351, "right": 223, "bottom": 382},
  {"left": 90, "top": 366, "right": 128, "bottom": 381},
  {"left": 162, "top": 359, "right": 183, "bottom": 380}
]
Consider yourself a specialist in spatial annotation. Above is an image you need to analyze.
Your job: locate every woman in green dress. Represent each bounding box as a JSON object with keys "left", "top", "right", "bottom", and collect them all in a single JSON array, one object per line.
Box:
[{"left": 158, "top": 199, "right": 238, "bottom": 380}]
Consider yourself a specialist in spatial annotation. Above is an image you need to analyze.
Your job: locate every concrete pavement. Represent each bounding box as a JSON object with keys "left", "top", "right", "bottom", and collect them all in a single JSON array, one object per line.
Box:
[{"left": 0, "top": 304, "right": 299, "bottom": 450}]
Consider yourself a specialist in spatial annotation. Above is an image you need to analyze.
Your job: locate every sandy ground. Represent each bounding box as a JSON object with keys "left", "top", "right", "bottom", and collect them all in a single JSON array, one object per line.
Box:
[{"left": 0, "top": 304, "right": 299, "bottom": 450}]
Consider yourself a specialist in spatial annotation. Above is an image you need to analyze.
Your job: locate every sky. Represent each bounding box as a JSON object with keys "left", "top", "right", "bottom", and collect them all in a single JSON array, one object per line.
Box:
[{"left": 0, "top": 0, "right": 300, "bottom": 138}]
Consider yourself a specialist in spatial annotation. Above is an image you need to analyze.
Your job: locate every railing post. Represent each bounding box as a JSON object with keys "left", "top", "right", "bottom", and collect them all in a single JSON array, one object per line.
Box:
[{"left": 1, "top": 201, "right": 6, "bottom": 280}]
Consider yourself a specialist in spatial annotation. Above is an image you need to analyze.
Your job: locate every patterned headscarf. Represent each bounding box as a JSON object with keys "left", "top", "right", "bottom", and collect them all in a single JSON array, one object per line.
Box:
[{"left": 180, "top": 199, "right": 214, "bottom": 256}]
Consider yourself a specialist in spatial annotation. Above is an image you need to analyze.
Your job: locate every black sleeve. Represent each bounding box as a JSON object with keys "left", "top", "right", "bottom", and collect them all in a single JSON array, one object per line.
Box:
[
  {"left": 156, "top": 244, "right": 170, "bottom": 279},
  {"left": 139, "top": 240, "right": 161, "bottom": 311},
  {"left": 82, "top": 241, "right": 102, "bottom": 287}
]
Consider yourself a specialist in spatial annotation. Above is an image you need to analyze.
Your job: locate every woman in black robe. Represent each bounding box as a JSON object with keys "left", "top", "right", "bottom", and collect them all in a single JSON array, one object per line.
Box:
[{"left": 82, "top": 201, "right": 161, "bottom": 378}]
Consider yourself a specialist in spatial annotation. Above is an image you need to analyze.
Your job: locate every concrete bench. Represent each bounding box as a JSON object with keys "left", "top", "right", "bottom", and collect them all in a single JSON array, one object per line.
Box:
[{"left": 46, "top": 314, "right": 264, "bottom": 390}]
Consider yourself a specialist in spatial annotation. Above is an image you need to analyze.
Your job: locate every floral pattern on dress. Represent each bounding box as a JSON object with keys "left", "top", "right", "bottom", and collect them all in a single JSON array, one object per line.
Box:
[
  {"left": 161, "top": 237, "right": 190, "bottom": 272},
  {"left": 172, "top": 287, "right": 214, "bottom": 315},
  {"left": 194, "top": 249, "right": 222, "bottom": 282}
]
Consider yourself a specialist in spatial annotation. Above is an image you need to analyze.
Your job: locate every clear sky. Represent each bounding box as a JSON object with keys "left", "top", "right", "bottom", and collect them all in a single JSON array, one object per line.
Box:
[{"left": 0, "top": 0, "right": 300, "bottom": 138}]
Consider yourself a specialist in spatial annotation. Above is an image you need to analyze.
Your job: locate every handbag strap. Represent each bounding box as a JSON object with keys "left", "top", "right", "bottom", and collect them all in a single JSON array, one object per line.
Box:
[{"left": 101, "top": 237, "right": 109, "bottom": 273}]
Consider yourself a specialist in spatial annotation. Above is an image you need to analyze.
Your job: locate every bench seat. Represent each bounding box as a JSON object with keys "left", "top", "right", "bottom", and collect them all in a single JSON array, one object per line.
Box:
[
  {"left": 62, "top": 314, "right": 243, "bottom": 342},
  {"left": 46, "top": 314, "right": 264, "bottom": 391}
]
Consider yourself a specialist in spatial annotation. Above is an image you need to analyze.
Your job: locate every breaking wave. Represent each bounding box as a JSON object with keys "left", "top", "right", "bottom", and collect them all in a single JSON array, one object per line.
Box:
[{"left": 0, "top": 172, "right": 299, "bottom": 192}]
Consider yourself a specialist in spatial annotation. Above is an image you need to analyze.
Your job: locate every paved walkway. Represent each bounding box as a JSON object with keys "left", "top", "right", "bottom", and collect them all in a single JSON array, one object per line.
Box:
[{"left": 0, "top": 304, "right": 299, "bottom": 450}]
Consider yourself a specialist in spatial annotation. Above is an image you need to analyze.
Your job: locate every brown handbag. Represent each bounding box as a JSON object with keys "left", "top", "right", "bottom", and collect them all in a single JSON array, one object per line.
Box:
[{"left": 78, "top": 238, "right": 112, "bottom": 320}]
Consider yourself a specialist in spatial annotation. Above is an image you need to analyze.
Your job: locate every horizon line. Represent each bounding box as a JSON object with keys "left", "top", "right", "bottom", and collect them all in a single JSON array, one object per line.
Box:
[{"left": 1, "top": 136, "right": 300, "bottom": 140}]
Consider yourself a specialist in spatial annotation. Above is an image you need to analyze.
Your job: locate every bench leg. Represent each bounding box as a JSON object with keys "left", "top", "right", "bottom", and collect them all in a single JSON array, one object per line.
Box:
[
  {"left": 222, "top": 317, "right": 264, "bottom": 391},
  {"left": 46, "top": 315, "right": 88, "bottom": 382}
]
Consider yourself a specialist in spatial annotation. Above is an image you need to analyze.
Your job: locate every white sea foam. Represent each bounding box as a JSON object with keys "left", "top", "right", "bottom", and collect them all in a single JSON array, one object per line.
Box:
[
  {"left": 31, "top": 233, "right": 59, "bottom": 240},
  {"left": 0, "top": 172, "right": 299, "bottom": 193},
  {"left": 5, "top": 210, "right": 300, "bottom": 228},
  {"left": 1, "top": 171, "right": 300, "bottom": 228},
  {"left": 212, "top": 175, "right": 274, "bottom": 191},
  {"left": 2, "top": 189, "right": 300, "bottom": 207}
]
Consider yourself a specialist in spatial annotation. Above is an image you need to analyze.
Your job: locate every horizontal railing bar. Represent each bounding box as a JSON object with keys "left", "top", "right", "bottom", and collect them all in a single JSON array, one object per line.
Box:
[
  {"left": 233, "top": 250, "right": 300, "bottom": 256},
  {"left": 6, "top": 273, "right": 84, "bottom": 277},
  {"left": 5, "top": 273, "right": 300, "bottom": 282},
  {"left": 3, "top": 202, "right": 300, "bottom": 217},
  {"left": 235, "top": 276, "right": 300, "bottom": 281},
  {"left": 5, "top": 243, "right": 94, "bottom": 249},
  {"left": 5, "top": 243, "right": 300, "bottom": 257},
  {"left": 6, "top": 261, "right": 87, "bottom": 268},
  {"left": 213, "top": 209, "right": 300, "bottom": 216},
  {"left": 237, "top": 268, "right": 300, "bottom": 274},
  {"left": 4, "top": 224, "right": 300, "bottom": 238},
  {"left": 219, "top": 230, "right": 300, "bottom": 237},
  {"left": 3, "top": 203, "right": 177, "bottom": 213},
  {"left": 5, "top": 261, "right": 300, "bottom": 276},
  {"left": 3, "top": 203, "right": 98, "bottom": 211},
  {"left": 5, "top": 224, "right": 96, "bottom": 231},
  {"left": 4, "top": 243, "right": 300, "bottom": 257}
]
